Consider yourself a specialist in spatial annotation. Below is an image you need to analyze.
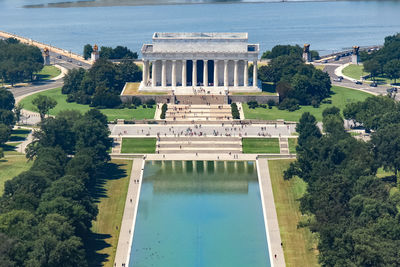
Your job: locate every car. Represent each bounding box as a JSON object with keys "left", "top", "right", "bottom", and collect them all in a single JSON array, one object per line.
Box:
[
  {"left": 335, "top": 55, "right": 341, "bottom": 61},
  {"left": 67, "top": 59, "right": 72, "bottom": 62},
  {"left": 77, "top": 62, "right": 82, "bottom": 66},
  {"left": 333, "top": 78, "right": 342, "bottom": 82},
  {"left": 355, "top": 81, "right": 362, "bottom": 85},
  {"left": 338, "top": 76, "right": 344, "bottom": 80},
  {"left": 370, "top": 82, "right": 378, "bottom": 87},
  {"left": 56, "top": 55, "right": 62, "bottom": 59}
]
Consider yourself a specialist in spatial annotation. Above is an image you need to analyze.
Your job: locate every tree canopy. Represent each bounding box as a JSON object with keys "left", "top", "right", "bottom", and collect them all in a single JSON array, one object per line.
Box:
[
  {"left": 0, "top": 38, "right": 44, "bottom": 86},
  {"left": 62, "top": 59, "right": 141, "bottom": 108},
  {"left": 0, "top": 109, "right": 112, "bottom": 265}
]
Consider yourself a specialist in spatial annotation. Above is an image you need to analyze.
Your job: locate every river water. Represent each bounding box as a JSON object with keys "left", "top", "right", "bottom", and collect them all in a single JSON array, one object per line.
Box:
[{"left": 0, "top": 0, "right": 399, "bottom": 55}]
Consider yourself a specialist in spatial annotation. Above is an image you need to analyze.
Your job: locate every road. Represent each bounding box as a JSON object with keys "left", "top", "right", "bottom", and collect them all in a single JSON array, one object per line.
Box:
[
  {"left": 7, "top": 50, "right": 90, "bottom": 99},
  {"left": 316, "top": 55, "right": 395, "bottom": 98}
]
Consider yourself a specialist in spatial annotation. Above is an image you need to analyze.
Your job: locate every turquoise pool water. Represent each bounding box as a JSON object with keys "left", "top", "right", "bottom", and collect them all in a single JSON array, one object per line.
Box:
[{"left": 130, "top": 160, "right": 270, "bottom": 267}]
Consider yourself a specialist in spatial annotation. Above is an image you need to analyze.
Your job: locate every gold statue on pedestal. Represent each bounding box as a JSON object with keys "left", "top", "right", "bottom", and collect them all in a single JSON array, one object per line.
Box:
[
  {"left": 43, "top": 47, "right": 50, "bottom": 56},
  {"left": 93, "top": 44, "right": 98, "bottom": 52},
  {"left": 303, "top": 44, "right": 310, "bottom": 53},
  {"left": 353, "top": 46, "right": 360, "bottom": 55}
]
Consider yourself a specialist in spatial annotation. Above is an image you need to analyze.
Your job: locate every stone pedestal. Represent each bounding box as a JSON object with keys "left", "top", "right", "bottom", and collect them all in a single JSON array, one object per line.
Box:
[
  {"left": 91, "top": 52, "right": 99, "bottom": 63},
  {"left": 302, "top": 44, "right": 311, "bottom": 63},
  {"left": 352, "top": 46, "right": 360, "bottom": 64}
]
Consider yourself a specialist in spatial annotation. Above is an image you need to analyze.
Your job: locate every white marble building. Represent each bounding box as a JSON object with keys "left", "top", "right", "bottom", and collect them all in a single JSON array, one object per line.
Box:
[{"left": 139, "top": 32, "right": 260, "bottom": 94}]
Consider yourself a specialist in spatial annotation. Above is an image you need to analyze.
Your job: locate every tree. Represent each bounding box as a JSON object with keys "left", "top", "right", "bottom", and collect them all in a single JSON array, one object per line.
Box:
[
  {"left": 32, "top": 95, "right": 57, "bottom": 121},
  {"left": 0, "top": 109, "right": 15, "bottom": 127},
  {"left": 371, "top": 123, "right": 400, "bottom": 184},
  {"left": 0, "top": 123, "right": 11, "bottom": 145},
  {"left": 13, "top": 103, "right": 23, "bottom": 124},
  {"left": 0, "top": 88, "right": 15, "bottom": 110},
  {"left": 26, "top": 214, "right": 88, "bottom": 267},
  {"left": 83, "top": 44, "right": 93, "bottom": 60},
  {"left": 383, "top": 59, "right": 400, "bottom": 84},
  {"left": 363, "top": 59, "right": 381, "bottom": 81}
]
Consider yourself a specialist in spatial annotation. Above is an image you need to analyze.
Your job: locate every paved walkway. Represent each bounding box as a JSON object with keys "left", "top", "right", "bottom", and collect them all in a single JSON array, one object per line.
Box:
[
  {"left": 110, "top": 123, "right": 296, "bottom": 138},
  {"left": 257, "top": 158, "right": 286, "bottom": 267},
  {"left": 279, "top": 137, "right": 289, "bottom": 154},
  {"left": 114, "top": 158, "right": 144, "bottom": 267}
]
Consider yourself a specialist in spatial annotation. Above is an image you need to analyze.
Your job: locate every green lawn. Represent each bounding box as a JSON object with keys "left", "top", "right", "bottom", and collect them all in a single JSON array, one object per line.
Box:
[
  {"left": 242, "top": 138, "right": 280, "bottom": 153},
  {"left": 288, "top": 138, "right": 298, "bottom": 154},
  {"left": 342, "top": 64, "right": 393, "bottom": 84},
  {"left": 376, "top": 167, "right": 395, "bottom": 178},
  {"left": 243, "top": 86, "right": 370, "bottom": 122},
  {"left": 0, "top": 150, "right": 33, "bottom": 195},
  {"left": 268, "top": 159, "right": 319, "bottom": 267},
  {"left": 36, "top": 65, "right": 61, "bottom": 80},
  {"left": 89, "top": 159, "right": 133, "bottom": 267},
  {"left": 121, "top": 138, "right": 156, "bottom": 153},
  {"left": 342, "top": 64, "right": 366, "bottom": 80},
  {"left": 19, "top": 87, "right": 156, "bottom": 121},
  {"left": 9, "top": 128, "right": 31, "bottom": 142}
]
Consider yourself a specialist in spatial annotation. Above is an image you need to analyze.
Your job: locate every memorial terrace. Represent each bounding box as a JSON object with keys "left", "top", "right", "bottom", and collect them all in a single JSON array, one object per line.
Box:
[{"left": 139, "top": 32, "right": 261, "bottom": 94}]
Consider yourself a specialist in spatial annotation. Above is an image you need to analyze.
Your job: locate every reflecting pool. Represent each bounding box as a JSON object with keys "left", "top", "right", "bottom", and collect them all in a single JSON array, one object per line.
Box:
[{"left": 130, "top": 160, "right": 270, "bottom": 267}]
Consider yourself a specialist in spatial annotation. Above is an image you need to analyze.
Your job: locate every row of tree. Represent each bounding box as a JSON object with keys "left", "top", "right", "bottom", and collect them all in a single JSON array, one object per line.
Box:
[
  {"left": 62, "top": 58, "right": 141, "bottom": 108},
  {"left": 261, "top": 44, "right": 319, "bottom": 61},
  {"left": 258, "top": 47, "right": 331, "bottom": 109},
  {"left": 83, "top": 44, "right": 138, "bottom": 60},
  {"left": 0, "top": 38, "right": 44, "bottom": 86},
  {"left": 0, "top": 89, "right": 18, "bottom": 157},
  {"left": 0, "top": 109, "right": 112, "bottom": 266},
  {"left": 361, "top": 33, "right": 400, "bottom": 83},
  {"left": 284, "top": 98, "right": 400, "bottom": 266}
]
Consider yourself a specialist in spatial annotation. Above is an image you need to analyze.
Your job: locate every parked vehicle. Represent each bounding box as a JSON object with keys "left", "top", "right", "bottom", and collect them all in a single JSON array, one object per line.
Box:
[
  {"left": 355, "top": 81, "right": 362, "bottom": 85},
  {"left": 370, "top": 82, "right": 378, "bottom": 87}
]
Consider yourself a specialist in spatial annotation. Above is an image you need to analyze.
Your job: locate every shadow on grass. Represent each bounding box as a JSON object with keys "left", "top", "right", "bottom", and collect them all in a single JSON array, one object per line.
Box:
[
  {"left": 87, "top": 162, "right": 128, "bottom": 267},
  {"left": 86, "top": 232, "right": 112, "bottom": 267},
  {"left": 90, "top": 162, "right": 128, "bottom": 202},
  {"left": 1, "top": 143, "right": 19, "bottom": 151}
]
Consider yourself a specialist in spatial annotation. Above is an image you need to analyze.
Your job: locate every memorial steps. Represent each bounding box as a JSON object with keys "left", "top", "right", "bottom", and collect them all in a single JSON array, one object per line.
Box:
[
  {"left": 156, "top": 136, "right": 242, "bottom": 154},
  {"left": 159, "top": 102, "right": 241, "bottom": 154},
  {"left": 174, "top": 95, "right": 227, "bottom": 105},
  {"left": 165, "top": 104, "right": 232, "bottom": 121}
]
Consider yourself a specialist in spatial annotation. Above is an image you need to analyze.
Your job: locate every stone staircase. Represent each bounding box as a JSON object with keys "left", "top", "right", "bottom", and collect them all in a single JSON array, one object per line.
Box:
[
  {"left": 175, "top": 94, "right": 227, "bottom": 105},
  {"left": 156, "top": 136, "right": 242, "bottom": 154},
  {"left": 165, "top": 104, "right": 232, "bottom": 121},
  {"left": 279, "top": 137, "right": 289, "bottom": 154}
]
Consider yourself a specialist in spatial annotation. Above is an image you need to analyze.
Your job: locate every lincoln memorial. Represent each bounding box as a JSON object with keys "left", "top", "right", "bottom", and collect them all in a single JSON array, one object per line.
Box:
[{"left": 139, "top": 32, "right": 261, "bottom": 94}]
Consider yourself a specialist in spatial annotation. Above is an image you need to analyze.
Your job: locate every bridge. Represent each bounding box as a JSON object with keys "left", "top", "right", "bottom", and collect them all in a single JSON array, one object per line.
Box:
[{"left": 0, "top": 30, "right": 92, "bottom": 65}]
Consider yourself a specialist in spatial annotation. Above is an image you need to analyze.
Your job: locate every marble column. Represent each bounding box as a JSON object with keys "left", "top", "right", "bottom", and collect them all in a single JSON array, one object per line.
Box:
[
  {"left": 244, "top": 60, "right": 248, "bottom": 87},
  {"left": 214, "top": 60, "right": 219, "bottom": 87},
  {"left": 192, "top": 60, "right": 197, "bottom": 86},
  {"left": 203, "top": 60, "right": 208, "bottom": 87},
  {"left": 152, "top": 60, "right": 157, "bottom": 87},
  {"left": 253, "top": 60, "right": 257, "bottom": 88},
  {"left": 234, "top": 60, "right": 239, "bottom": 87},
  {"left": 147, "top": 61, "right": 150, "bottom": 82},
  {"left": 142, "top": 60, "right": 148, "bottom": 85},
  {"left": 162, "top": 60, "right": 167, "bottom": 87},
  {"left": 172, "top": 60, "right": 177, "bottom": 87},
  {"left": 224, "top": 60, "right": 228, "bottom": 87},
  {"left": 182, "top": 60, "right": 187, "bottom": 87}
]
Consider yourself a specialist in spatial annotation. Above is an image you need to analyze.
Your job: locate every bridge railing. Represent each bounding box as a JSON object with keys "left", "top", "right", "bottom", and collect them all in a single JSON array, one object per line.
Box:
[{"left": 0, "top": 30, "right": 92, "bottom": 65}]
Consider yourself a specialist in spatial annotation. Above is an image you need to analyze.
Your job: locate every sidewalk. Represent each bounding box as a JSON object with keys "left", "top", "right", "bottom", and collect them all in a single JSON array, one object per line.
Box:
[
  {"left": 114, "top": 158, "right": 144, "bottom": 267},
  {"left": 257, "top": 158, "right": 286, "bottom": 267}
]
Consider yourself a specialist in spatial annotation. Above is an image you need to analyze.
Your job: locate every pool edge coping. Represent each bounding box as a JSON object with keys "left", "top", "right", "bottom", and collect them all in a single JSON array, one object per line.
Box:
[{"left": 256, "top": 158, "right": 286, "bottom": 267}]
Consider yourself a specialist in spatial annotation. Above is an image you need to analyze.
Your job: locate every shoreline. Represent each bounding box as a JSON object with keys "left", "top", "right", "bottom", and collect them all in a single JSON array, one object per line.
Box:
[{"left": 23, "top": 0, "right": 364, "bottom": 9}]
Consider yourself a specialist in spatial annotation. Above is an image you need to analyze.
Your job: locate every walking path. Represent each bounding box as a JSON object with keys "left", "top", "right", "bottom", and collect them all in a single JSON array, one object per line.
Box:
[
  {"left": 279, "top": 137, "right": 289, "bottom": 154},
  {"left": 114, "top": 158, "right": 145, "bottom": 267},
  {"left": 257, "top": 158, "right": 286, "bottom": 267}
]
